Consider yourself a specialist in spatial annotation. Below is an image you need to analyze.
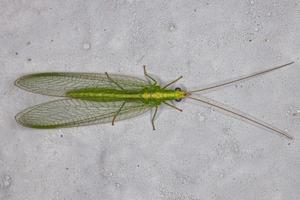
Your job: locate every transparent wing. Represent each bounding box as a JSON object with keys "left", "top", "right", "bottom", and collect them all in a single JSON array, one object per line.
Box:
[
  {"left": 15, "top": 99, "right": 151, "bottom": 129},
  {"left": 15, "top": 72, "right": 149, "bottom": 96}
]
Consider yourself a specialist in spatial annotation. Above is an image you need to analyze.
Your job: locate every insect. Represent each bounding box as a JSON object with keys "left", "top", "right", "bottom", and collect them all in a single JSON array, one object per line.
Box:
[{"left": 15, "top": 62, "right": 295, "bottom": 140}]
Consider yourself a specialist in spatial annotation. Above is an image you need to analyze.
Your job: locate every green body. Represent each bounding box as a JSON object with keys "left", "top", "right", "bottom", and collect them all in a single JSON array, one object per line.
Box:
[{"left": 66, "top": 86, "right": 185, "bottom": 105}]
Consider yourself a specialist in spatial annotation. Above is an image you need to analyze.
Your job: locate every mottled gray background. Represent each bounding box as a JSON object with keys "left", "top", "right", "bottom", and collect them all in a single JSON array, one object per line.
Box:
[{"left": 0, "top": 0, "right": 299, "bottom": 199}]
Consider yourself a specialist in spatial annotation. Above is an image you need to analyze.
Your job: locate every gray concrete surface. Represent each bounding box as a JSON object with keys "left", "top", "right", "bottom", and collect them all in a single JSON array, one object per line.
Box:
[{"left": 0, "top": 0, "right": 300, "bottom": 199}]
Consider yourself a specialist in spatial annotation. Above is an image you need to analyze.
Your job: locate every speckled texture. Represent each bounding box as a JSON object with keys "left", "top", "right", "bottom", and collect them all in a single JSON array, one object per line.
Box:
[{"left": 0, "top": 0, "right": 300, "bottom": 199}]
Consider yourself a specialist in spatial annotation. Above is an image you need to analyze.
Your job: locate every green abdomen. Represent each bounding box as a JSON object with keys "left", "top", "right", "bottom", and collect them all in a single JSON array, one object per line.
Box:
[{"left": 66, "top": 88, "right": 178, "bottom": 102}]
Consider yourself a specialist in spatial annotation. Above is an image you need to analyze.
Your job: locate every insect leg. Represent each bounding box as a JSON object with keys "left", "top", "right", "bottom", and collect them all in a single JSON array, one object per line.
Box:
[
  {"left": 105, "top": 72, "right": 125, "bottom": 90},
  {"left": 112, "top": 101, "right": 126, "bottom": 125},
  {"left": 163, "top": 101, "right": 183, "bottom": 112},
  {"left": 162, "top": 76, "right": 183, "bottom": 89},
  {"left": 143, "top": 65, "right": 157, "bottom": 85},
  {"left": 151, "top": 106, "right": 158, "bottom": 130}
]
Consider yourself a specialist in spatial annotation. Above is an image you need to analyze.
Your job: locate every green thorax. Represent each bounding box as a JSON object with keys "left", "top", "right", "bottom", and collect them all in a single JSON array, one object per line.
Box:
[{"left": 66, "top": 85, "right": 186, "bottom": 104}]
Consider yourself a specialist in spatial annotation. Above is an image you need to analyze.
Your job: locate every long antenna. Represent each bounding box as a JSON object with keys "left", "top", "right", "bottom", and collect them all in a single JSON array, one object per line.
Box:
[
  {"left": 187, "top": 95, "right": 294, "bottom": 140},
  {"left": 190, "top": 62, "right": 294, "bottom": 93}
]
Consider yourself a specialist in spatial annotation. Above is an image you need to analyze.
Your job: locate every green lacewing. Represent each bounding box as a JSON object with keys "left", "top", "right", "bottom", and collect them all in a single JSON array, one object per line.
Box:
[{"left": 15, "top": 62, "right": 295, "bottom": 140}]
